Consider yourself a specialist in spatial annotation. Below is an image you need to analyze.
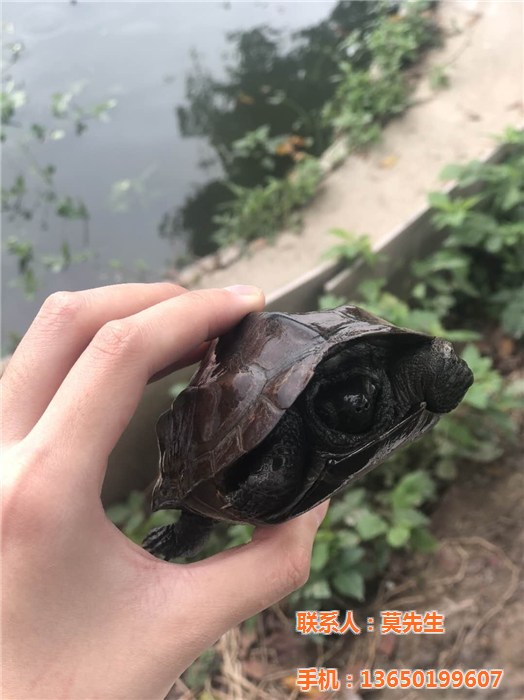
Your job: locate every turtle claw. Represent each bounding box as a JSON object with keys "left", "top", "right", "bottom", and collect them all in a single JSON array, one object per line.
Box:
[
  {"left": 142, "top": 525, "right": 174, "bottom": 559},
  {"left": 143, "top": 512, "right": 213, "bottom": 560}
]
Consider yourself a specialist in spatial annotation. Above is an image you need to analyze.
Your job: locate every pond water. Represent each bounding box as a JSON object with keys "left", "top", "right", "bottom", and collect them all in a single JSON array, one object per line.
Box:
[{"left": 1, "top": 0, "right": 370, "bottom": 343}]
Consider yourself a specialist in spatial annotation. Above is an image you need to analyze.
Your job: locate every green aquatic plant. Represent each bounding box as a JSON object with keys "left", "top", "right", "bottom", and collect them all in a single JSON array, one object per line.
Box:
[
  {"left": 1, "top": 25, "right": 116, "bottom": 297},
  {"left": 173, "top": 1, "right": 440, "bottom": 252},
  {"left": 323, "top": 0, "right": 439, "bottom": 148},
  {"left": 413, "top": 129, "right": 524, "bottom": 338},
  {"left": 213, "top": 157, "right": 322, "bottom": 247}
]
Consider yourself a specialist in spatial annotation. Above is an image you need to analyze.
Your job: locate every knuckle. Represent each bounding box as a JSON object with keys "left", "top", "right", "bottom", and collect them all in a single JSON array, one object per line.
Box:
[
  {"left": 91, "top": 320, "right": 143, "bottom": 359},
  {"left": 159, "top": 281, "right": 186, "bottom": 295},
  {"left": 183, "top": 289, "right": 210, "bottom": 308},
  {"left": 2, "top": 443, "right": 55, "bottom": 540},
  {"left": 38, "top": 291, "right": 85, "bottom": 328}
]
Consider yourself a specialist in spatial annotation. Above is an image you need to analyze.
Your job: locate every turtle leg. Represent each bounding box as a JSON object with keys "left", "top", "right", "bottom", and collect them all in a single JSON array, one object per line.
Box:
[
  {"left": 142, "top": 510, "right": 213, "bottom": 560},
  {"left": 224, "top": 406, "right": 307, "bottom": 519}
]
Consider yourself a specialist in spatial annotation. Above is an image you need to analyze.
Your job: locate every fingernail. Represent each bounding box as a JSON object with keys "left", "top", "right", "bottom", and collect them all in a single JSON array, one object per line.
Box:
[{"left": 224, "top": 284, "right": 262, "bottom": 297}]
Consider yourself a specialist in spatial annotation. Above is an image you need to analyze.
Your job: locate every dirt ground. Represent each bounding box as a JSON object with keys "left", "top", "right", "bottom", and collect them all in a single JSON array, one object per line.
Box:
[
  {"left": 357, "top": 444, "right": 524, "bottom": 700},
  {"left": 190, "top": 0, "right": 523, "bottom": 299}
]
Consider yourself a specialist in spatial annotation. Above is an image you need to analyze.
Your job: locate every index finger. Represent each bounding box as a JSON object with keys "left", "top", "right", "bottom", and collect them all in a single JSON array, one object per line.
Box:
[
  {"left": 1, "top": 282, "right": 187, "bottom": 443},
  {"left": 27, "top": 286, "right": 265, "bottom": 494}
]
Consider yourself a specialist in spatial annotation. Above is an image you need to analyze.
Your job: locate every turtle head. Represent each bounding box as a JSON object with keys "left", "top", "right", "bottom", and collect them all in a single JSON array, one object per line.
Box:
[{"left": 391, "top": 337, "right": 473, "bottom": 415}]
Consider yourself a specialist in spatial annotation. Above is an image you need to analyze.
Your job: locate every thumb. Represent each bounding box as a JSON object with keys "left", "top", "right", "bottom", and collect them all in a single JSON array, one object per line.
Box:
[{"left": 181, "top": 501, "right": 330, "bottom": 640}]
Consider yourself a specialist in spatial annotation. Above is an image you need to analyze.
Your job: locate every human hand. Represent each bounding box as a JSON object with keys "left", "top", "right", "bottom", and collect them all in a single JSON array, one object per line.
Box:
[{"left": 2, "top": 283, "right": 329, "bottom": 699}]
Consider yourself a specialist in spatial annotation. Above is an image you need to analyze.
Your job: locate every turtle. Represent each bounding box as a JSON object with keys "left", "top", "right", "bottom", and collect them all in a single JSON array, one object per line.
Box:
[{"left": 143, "top": 305, "right": 473, "bottom": 560}]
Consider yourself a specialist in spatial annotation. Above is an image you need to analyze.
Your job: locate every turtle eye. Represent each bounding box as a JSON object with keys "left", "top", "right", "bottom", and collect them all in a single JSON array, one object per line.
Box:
[
  {"left": 316, "top": 375, "right": 378, "bottom": 434},
  {"left": 343, "top": 382, "right": 376, "bottom": 414}
]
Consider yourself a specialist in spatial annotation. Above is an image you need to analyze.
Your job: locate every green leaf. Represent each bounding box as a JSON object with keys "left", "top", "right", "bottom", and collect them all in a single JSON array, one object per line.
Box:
[
  {"left": 105, "top": 503, "right": 132, "bottom": 525},
  {"left": 391, "top": 471, "right": 435, "bottom": 510},
  {"left": 428, "top": 191, "right": 450, "bottom": 209},
  {"left": 311, "top": 541, "right": 330, "bottom": 571},
  {"left": 338, "top": 547, "right": 365, "bottom": 568},
  {"left": 355, "top": 511, "right": 388, "bottom": 540},
  {"left": 460, "top": 343, "right": 484, "bottom": 368},
  {"left": 340, "top": 487, "right": 367, "bottom": 511},
  {"left": 392, "top": 507, "right": 428, "bottom": 528},
  {"left": 445, "top": 329, "right": 481, "bottom": 342},
  {"left": 501, "top": 185, "right": 521, "bottom": 211},
  {"left": 318, "top": 293, "right": 348, "bottom": 310},
  {"left": 438, "top": 417, "right": 478, "bottom": 449},
  {"left": 435, "top": 459, "right": 457, "bottom": 480},
  {"left": 128, "top": 490, "right": 145, "bottom": 511},
  {"left": 332, "top": 571, "right": 365, "bottom": 601},
  {"left": 30, "top": 123, "right": 46, "bottom": 141},
  {"left": 225, "top": 524, "right": 252, "bottom": 547},
  {"left": 147, "top": 510, "right": 176, "bottom": 528},
  {"left": 334, "top": 529, "right": 361, "bottom": 548},
  {"left": 500, "top": 286, "right": 524, "bottom": 339},
  {"left": 123, "top": 511, "right": 145, "bottom": 535},
  {"left": 387, "top": 524, "right": 410, "bottom": 548},
  {"left": 439, "top": 163, "right": 463, "bottom": 181},
  {"left": 463, "top": 383, "right": 490, "bottom": 410},
  {"left": 303, "top": 579, "right": 332, "bottom": 601}
]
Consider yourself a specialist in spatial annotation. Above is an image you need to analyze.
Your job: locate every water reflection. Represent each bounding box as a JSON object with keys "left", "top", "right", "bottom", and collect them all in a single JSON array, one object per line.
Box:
[
  {"left": 2, "top": 1, "right": 381, "bottom": 342},
  {"left": 165, "top": 1, "right": 381, "bottom": 257}
]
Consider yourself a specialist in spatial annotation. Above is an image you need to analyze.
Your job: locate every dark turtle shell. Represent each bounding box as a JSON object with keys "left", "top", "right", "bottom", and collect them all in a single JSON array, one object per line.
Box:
[{"left": 151, "top": 305, "right": 444, "bottom": 526}]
